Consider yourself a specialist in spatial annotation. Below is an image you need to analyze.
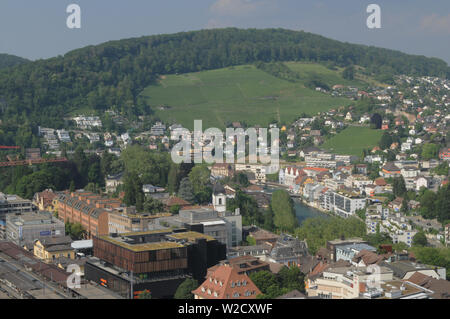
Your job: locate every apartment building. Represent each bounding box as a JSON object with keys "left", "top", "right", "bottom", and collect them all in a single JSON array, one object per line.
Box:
[{"left": 320, "top": 190, "right": 366, "bottom": 218}]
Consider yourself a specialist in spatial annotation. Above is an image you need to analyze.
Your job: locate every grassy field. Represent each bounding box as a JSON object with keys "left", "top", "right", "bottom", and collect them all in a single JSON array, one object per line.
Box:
[
  {"left": 322, "top": 126, "right": 383, "bottom": 157},
  {"left": 140, "top": 63, "right": 355, "bottom": 130}
]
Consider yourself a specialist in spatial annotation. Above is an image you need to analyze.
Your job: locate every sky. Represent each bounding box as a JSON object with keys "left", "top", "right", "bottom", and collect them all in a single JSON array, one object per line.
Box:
[{"left": 0, "top": 0, "right": 449, "bottom": 64}]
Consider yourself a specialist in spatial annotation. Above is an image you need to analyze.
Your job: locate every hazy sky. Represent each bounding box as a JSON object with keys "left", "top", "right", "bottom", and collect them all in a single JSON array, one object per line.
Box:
[{"left": 0, "top": 0, "right": 449, "bottom": 64}]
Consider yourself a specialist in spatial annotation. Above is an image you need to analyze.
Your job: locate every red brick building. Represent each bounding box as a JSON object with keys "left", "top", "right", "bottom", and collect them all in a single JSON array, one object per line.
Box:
[{"left": 56, "top": 191, "right": 122, "bottom": 238}]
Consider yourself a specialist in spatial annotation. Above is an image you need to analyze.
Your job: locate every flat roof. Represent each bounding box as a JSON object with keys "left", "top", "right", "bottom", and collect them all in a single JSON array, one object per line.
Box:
[
  {"left": 167, "top": 231, "right": 216, "bottom": 242},
  {"left": 201, "top": 220, "right": 226, "bottom": 226},
  {"left": 98, "top": 235, "right": 185, "bottom": 252},
  {"left": 74, "top": 283, "right": 123, "bottom": 299},
  {"left": 71, "top": 240, "right": 93, "bottom": 249}
]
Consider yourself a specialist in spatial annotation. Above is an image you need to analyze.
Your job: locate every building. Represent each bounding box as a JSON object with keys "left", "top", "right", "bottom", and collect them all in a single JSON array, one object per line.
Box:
[
  {"left": 105, "top": 173, "right": 124, "bottom": 194},
  {"left": 0, "top": 193, "right": 34, "bottom": 228},
  {"left": 380, "top": 162, "right": 401, "bottom": 178},
  {"left": 33, "top": 236, "right": 75, "bottom": 263},
  {"left": 384, "top": 261, "right": 446, "bottom": 280},
  {"left": 326, "top": 238, "right": 368, "bottom": 262},
  {"left": 33, "top": 189, "right": 58, "bottom": 212},
  {"left": 56, "top": 191, "right": 122, "bottom": 238},
  {"left": 335, "top": 243, "right": 377, "bottom": 263},
  {"left": 246, "top": 227, "right": 279, "bottom": 246},
  {"left": 85, "top": 229, "right": 226, "bottom": 298},
  {"left": 5, "top": 211, "right": 65, "bottom": 247},
  {"left": 209, "top": 255, "right": 271, "bottom": 276},
  {"left": 306, "top": 265, "right": 394, "bottom": 299},
  {"left": 150, "top": 122, "right": 166, "bottom": 136},
  {"left": 320, "top": 190, "right": 366, "bottom": 218},
  {"left": 445, "top": 224, "right": 450, "bottom": 247},
  {"left": 265, "top": 234, "right": 309, "bottom": 267},
  {"left": 211, "top": 163, "right": 234, "bottom": 179},
  {"left": 108, "top": 206, "right": 170, "bottom": 234},
  {"left": 157, "top": 207, "right": 227, "bottom": 245},
  {"left": 192, "top": 264, "right": 261, "bottom": 299}
]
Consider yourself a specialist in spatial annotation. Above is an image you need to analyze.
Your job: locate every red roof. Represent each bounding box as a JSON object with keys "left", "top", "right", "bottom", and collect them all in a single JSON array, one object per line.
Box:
[
  {"left": 192, "top": 264, "right": 261, "bottom": 299},
  {"left": 303, "top": 167, "right": 329, "bottom": 172}
]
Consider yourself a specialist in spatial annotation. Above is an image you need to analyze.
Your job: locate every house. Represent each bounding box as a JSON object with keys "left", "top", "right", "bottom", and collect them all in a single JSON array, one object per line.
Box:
[
  {"left": 33, "top": 189, "right": 58, "bottom": 212},
  {"left": 439, "top": 148, "right": 450, "bottom": 161},
  {"left": 209, "top": 255, "right": 270, "bottom": 276},
  {"left": 105, "top": 173, "right": 124, "bottom": 194},
  {"left": 265, "top": 234, "right": 309, "bottom": 267},
  {"left": 406, "top": 272, "right": 450, "bottom": 299},
  {"left": 211, "top": 163, "right": 235, "bottom": 179},
  {"left": 380, "top": 162, "right": 401, "bottom": 178},
  {"left": 192, "top": 264, "right": 261, "bottom": 299}
]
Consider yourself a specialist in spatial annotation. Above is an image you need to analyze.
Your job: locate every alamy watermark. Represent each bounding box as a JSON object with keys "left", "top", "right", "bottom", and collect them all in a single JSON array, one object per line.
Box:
[
  {"left": 367, "top": 4, "right": 381, "bottom": 29},
  {"left": 171, "top": 120, "right": 279, "bottom": 169}
]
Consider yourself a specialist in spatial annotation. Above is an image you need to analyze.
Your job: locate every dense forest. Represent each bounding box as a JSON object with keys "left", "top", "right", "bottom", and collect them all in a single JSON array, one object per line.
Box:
[
  {"left": 0, "top": 53, "right": 29, "bottom": 70},
  {"left": 0, "top": 28, "right": 449, "bottom": 129}
]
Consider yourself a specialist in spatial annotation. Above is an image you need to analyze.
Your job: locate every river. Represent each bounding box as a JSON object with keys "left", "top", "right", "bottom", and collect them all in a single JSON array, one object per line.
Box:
[{"left": 263, "top": 186, "right": 330, "bottom": 225}]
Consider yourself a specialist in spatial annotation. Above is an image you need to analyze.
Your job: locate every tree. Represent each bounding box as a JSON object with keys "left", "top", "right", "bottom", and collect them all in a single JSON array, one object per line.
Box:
[
  {"left": 174, "top": 278, "right": 198, "bottom": 299},
  {"left": 393, "top": 176, "right": 407, "bottom": 197},
  {"left": 370, "top": 113, "right": 382, "bottom": 129},
  {"left": 379, "top": 132, "right": 393, "bottom": 150},
  {"left": 412, "top": 231, "right": 428, "bottom": 247},
  {"left": 277, "top": 266, "right": 305, "bottom": 293},
  {"left": 69, "top": 180, "right": 75, "bottom": 192},
  {"left": 188, "top": 165, "right": 211, "bottom": 194},
  {"left": 143, "top": 197, "right": 164, "bottom": 214},
  {"left": 421, "top": 143, "right": 439, "bottom": 160},
  {"left": 66, "top": 222, "right": 85, "bottom": 240},
  {"left": 271, "top": 190, "right": 298, "bottom": 232},
  {"left": 167, "top": 163, "right": 179, "bottom": 194},
  {"left": 178, "top": 177, "right": 195, "bottom": 203},
  {"left": 342, "top": 65, "right": 355, "bottom": 80},
  {"left": 249, "top": 271, "right": 278, "bottom": 295}
]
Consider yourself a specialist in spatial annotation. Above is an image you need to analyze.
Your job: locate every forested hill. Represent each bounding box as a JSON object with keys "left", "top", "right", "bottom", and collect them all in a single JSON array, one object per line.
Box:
[
  {"left": 0, "top": 53, "right": 29, "bottom": 69},
  {"left": 0, "top": 28, "right": 449, "bottom": 127}
]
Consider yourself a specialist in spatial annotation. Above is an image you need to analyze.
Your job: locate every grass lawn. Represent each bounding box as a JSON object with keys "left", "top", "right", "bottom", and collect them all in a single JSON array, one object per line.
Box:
[
  {"left": 322, "top": 126, "right": 383, "bottom": 157},
  {"left": 140, "top": 64, "right": 353, "bottom": 130}
]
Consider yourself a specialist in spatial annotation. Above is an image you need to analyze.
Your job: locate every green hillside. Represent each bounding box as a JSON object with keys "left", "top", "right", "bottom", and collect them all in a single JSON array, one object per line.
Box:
[
  {"left": 0, "top": 53, "right": 29, "bottom": 70},
  {"left": 0, "top": 28, "right": 448, "bottom": 128},
  {"left": 322, "top": 126, "right": 384, "bottom": 157},
  {"left": 142, "top": 63, "right": 353, "bottom": 129}
]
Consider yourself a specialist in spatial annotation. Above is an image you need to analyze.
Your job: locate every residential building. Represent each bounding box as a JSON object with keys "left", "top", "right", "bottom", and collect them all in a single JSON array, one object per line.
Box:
[
  {"left": 265, "top": 234, "right": 309, "bottom": 267},
  {"left": 192, "top": 264, "right": 261, "bottom": 299},
  {"left": 335, "top": 243, "right": 377, "bottom": 263},
  {"left": 105, "top": 173, "right": 124, "bottom": 194},
  {"left": 33, "top": 189, "right": 58, "bottom": 212},
  {"left": 210, "top": 255, "right": 271, "bottom": 276},
  {"left": 320, "top": 190, "right": 366, "bottom": 218}
]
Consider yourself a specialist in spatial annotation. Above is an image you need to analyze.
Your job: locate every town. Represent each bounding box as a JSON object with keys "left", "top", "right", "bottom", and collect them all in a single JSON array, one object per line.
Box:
[{"left": 0, "top": 70, "right": 449, "bottom": 300}]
